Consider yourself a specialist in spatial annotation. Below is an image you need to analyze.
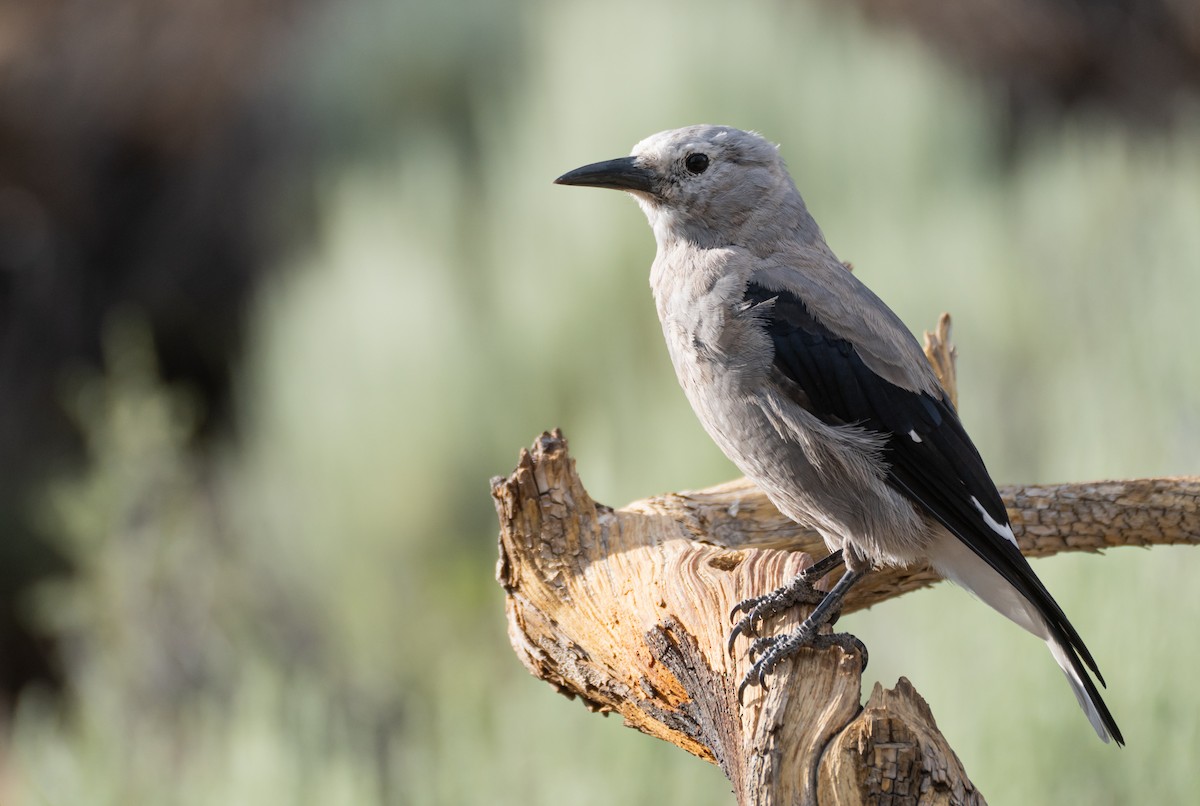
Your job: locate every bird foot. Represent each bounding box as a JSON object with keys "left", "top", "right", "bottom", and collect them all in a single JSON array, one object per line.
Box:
[
  {"left": 727, "top": 572, "right": 826, "bottom": 656},
  {"left": 736, "top": 630, "right": 868, "bottom": 704}
]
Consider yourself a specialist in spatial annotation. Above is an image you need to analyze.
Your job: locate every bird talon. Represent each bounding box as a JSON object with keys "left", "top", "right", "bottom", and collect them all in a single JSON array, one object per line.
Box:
[
  {"left": 736, "top": 676, "right": 751, "bottom": 705},
  {"left": 747, "top": 635, "right": 776, "bottom": 663},
  {"left": 728, "top": 600, "right": 773, "bottom": 656},
  {"left": 726, "top": 623, "right": 745, "bottom": 656},
  {"left": 729, "top": 593, "right": 765, "bottom": 625}
]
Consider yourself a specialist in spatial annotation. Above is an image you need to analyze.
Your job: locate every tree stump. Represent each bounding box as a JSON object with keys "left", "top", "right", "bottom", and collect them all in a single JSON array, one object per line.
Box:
[{"left": 491, "top": 315, "right": 1200, "bottom": 805}]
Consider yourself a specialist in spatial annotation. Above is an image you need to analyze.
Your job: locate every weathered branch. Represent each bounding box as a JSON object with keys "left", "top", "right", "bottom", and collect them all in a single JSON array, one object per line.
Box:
[
  {"left": 493, "top": 430, "right": 985, "bottom": 805},
  {"left": 494, "top": 431, "right": 860, "bottom": 803},
  {"left": 491, "top": 313, "right": 1200, "bottom": 805},
  {"left": 636, "top": 474, "right": 1200, "bottom": 616}
]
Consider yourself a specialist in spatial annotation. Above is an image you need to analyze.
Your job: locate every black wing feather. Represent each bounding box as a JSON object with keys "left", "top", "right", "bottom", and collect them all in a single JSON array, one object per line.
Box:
[{"left": 746, "top": 281, "right": 1120, "bottom": 740}]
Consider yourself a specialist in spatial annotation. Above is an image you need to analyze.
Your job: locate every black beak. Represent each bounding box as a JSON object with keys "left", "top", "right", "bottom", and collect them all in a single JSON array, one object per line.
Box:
[{"left": 554, "top": 156, "right": 658, "bottom": 195}]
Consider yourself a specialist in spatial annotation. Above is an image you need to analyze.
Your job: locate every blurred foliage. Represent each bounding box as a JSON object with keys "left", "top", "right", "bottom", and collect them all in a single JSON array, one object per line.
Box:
[{"left": 5, "top": 0, "right": 1200, "bottom": 803}]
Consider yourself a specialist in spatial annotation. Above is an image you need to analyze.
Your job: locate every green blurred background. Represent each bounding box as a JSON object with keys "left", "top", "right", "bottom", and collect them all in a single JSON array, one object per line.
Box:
[{"left": 2, "top": 0, "right": 1199, "bottom": 803}]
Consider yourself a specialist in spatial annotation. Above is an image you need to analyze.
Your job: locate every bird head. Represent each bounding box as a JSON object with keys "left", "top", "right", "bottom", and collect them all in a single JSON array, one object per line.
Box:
[{"left": 555, "top": 125, "right": 817, "bottom": 250}]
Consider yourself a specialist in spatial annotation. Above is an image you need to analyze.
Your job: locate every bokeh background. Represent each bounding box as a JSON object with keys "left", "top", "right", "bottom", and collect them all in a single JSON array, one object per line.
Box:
[{"left": 2, "top": 0, "right": 1199, "bottom": 803}]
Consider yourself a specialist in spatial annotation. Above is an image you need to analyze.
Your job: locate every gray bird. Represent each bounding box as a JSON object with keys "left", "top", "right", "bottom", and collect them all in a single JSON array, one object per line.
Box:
[{"left": 554, "top": 124, "right": 1122, "bottom": 744}]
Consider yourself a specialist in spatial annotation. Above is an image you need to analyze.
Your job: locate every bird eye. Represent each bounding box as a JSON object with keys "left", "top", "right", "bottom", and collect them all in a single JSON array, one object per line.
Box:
[{"left": 684, "top": 153, "right": 709, "bottom": 174}]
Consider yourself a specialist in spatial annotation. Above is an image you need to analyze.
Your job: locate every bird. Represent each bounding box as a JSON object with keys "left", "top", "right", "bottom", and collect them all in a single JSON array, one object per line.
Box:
[{"left": 554, "top": 124, "right": 1122, "bottom": 744}]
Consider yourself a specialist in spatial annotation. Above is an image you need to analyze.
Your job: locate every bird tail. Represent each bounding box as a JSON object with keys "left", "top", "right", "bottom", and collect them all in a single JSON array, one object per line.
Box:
[
  {"left": 926, "top": 531, "right": 1123, "bottom": 744},
  {"left": 1046, "top": 638, "right": 1118, "bottom": 744}
]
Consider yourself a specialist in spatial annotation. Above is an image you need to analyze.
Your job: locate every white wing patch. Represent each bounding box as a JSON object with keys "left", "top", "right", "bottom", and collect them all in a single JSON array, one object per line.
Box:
[
  {"left": 970, "top": 496, "right": 1017, "bottom": 548},
  {"left": 907, "top": 429, "right": 922, "bottom": 443}
]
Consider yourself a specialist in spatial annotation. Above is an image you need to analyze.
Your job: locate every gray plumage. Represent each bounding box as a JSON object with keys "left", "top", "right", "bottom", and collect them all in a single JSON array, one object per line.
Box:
[{"left": 555, "top": 125, "right": 1122, "bottom": 744}]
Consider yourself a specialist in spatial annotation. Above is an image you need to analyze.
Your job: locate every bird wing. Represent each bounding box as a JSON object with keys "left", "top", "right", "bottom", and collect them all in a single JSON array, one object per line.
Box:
[
  {"left": 742, "top": 279, "right": 1010, "bottom": 533},
  {"left": 742, "top": 279, "right": 1119, "bottom": 740}
]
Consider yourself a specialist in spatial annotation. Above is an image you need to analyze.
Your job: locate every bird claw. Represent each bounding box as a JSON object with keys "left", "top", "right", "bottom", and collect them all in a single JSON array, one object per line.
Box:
[
  {"left": 726, "top": 574, "right": 826, "bottom": 657},
  {"left": 735, "top": 631, "right": 868, "bottom": 703},
  {"left": 736, "top": 661, "right": 771, "bottom": 704},
  {"left": 736, "top": 675, "right": 752, "bottom": 704},
  {"left": 747, "top": 635, "right": 777, "bottom": 663},
  {"left": 728, "top": 599, "right": 754, "bottom": 623},
  {"left": 729, "top": 557, "right": 866, "bottom": 705},
  {"left": 726, "top": 621, "right": 747, "bottom": 656}
]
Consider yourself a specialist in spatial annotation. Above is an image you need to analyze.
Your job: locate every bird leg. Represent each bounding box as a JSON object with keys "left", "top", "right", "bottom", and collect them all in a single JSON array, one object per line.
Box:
[
  {"left": 727, "top": 549, "right": 845, "bottom": 654},
  {"left": 734, "top": 564, "right": 868, "bottom": 704}
]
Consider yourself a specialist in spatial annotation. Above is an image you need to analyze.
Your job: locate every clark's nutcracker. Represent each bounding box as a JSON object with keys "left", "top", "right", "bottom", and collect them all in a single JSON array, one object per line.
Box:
[{"left": 555, "top": 125, "right": 1122, "bottom": 744}]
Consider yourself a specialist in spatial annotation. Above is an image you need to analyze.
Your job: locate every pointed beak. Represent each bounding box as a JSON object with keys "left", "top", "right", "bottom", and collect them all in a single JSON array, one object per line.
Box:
[{"left": 554, "top": 156, "right": 659, "bottom": 195}]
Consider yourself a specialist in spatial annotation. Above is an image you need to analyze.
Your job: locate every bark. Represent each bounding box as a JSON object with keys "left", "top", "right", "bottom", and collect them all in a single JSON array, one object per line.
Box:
[
  {"left": 491, "top": 314, "right": 1200, "bottom": 805},
  {"left": 636, "top": 473, "right": 1200, "bottom": 617}
]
